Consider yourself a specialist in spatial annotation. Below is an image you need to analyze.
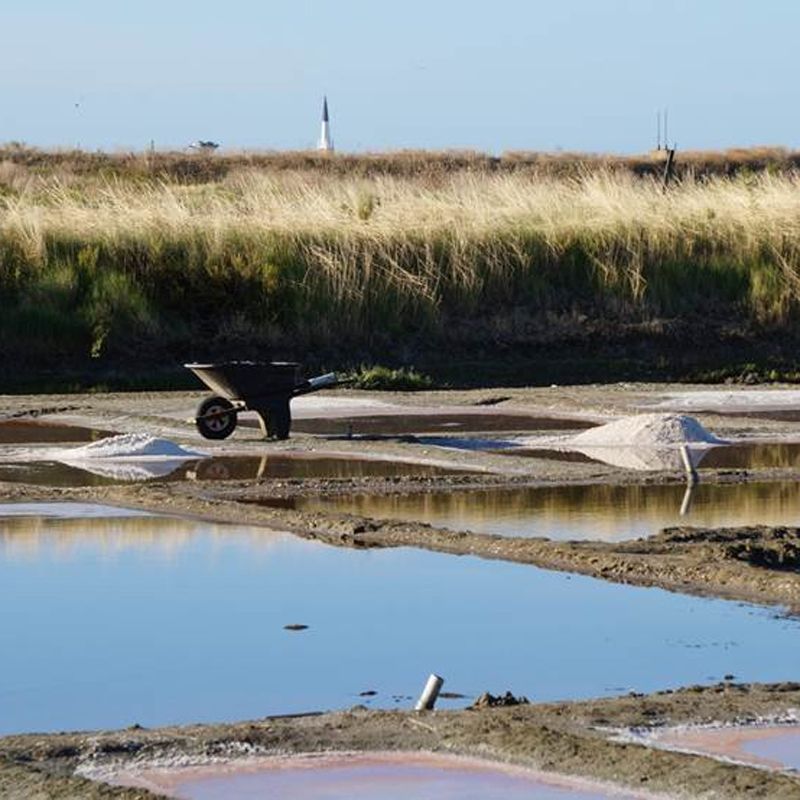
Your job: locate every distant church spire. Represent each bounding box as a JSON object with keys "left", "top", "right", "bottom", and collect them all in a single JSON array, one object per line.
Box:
[{"left": 318, "top": 95, "right": 333, "bottom": 151}]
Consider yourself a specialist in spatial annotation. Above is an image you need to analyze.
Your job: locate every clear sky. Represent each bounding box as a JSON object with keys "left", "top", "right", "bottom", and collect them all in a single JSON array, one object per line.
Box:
[{"left": 3, "top": 0, "right": 797, "bottom": 154}]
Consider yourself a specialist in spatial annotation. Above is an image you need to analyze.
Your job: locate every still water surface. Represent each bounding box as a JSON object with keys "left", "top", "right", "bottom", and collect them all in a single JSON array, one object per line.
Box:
[
  {"left": 0, "top": 454, "right": 462, "bottom": 487},
  {"left": 292, "top": 481, "right": 800, "bottom": 541},
  {"left": 133, "top": 755, "right": 642, "bottom": 800},
  {"left": 743, "top": 729, "right": 800, "bottom": 771},
  {"left": 1, "top": 505, "right": 798, "bottom": 735}
]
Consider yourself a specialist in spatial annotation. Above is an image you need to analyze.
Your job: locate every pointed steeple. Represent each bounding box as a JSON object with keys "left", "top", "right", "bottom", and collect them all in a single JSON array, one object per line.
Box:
[{"left": 318, "top": 95, "right": 333, "bottom": 152}]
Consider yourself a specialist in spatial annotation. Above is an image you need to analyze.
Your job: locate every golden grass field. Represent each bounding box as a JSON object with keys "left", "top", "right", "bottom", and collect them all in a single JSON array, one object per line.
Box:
[{"left": 2, "top": 147, "right": 800, "bottom": 384}]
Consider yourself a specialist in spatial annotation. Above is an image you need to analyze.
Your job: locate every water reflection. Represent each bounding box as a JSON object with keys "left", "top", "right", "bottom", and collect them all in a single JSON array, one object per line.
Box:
[
  {"left": 3, "top": 507, "right": 800, "bottom": 735},
  {"left": 507, "top": 442, "right": 800, "bottom": 472},
  {"left": 293, "top": 481, "right": 800, "bottom": 541},
  {"left": 0, "top": 454, "right": 464, "bottom": 487},
  {"left": 291, "top": 414, "right": 596, "bottom": 437},
  {"left": 0, "top": 420, "right": 114, "bottom": 444},
  {"left": 0, "top": 514, "right": 239, "bottom": 560}
]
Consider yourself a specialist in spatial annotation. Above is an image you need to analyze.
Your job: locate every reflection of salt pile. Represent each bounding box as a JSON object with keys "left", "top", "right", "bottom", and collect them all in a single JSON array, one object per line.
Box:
[
  {"left": 63, "top": 433, "right": 203, "bottom": 460},
  {"left": 58, "top": 433, "right": 204, "bottom": 481},
  {"left": 557, "top": 414, "right": 725, "bottom": 471}
]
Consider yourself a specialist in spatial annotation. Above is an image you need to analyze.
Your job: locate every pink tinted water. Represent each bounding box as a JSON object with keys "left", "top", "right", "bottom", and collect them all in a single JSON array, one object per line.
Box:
[
  {"left": 654, "top": 725, "right": 800, "bottom": 773},
  {"left": 141, "top": 754, "right": 644, "bottom": 800},
  {"left": 741, "top": 728, "right": 800, "bottom": 770}
]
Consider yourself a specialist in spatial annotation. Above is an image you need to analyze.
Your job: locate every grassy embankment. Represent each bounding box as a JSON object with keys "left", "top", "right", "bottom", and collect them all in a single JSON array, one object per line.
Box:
[{"left": 3, "top": 146, "right": 800, "bottom": 389}]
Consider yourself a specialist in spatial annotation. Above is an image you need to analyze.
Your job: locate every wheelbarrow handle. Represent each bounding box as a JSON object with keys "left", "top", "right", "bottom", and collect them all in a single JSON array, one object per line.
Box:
[{"left": 291, "top": 372, "right": 351, "bottom": 397}]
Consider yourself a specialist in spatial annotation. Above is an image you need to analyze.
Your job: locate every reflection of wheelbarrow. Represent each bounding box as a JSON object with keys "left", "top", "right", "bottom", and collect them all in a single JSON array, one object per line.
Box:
[{"left": 185, "top": 361, "right": 340, "bottom": 440}]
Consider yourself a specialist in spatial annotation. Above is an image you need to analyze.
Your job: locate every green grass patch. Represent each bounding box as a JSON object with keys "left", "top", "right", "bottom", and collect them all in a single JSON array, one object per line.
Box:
[{"left": 346, "top": 365, "right": 435, "bottom": 391}]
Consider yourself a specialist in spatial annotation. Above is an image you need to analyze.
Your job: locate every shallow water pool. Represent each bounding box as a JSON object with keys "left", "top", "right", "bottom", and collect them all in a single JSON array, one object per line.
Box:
[
  {"left": 644, "top": 724, "right": 800, "bottom": 773},
  {"left": 291, "top": 480, "right": 800, "bottom": 541},
  {"left": 290, "top": 413, "right": 595, "bottom": 437},
  {"left": 743, "top": 728, "right": 800, "bottom": 771},
  {"left": 2, "top": 504, "right": 799, "bottom": 735},
  {"left": 506, "top": 442, "right": 800, "bottom": 472},
  {"left": 0, "top": 420, "right": 114, "bottom": 445},
  {"left": 114, "top": 753, "right": 646, "bottom": 800},
  {"left": 0, "top": 454, "right": 466, "bottom": 486}
]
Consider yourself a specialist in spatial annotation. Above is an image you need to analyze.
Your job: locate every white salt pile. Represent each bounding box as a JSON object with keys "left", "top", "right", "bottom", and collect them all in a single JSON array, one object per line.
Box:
[
  {"left": 530, "top": 413, "right": 726, "bottom": 471},
  {"left": 50, "top": 434, "right": 206, "bottom": 481},
  {"left": 0, "top": 434, "right": 205, "bottom": 482},
  {"left": 60, "top": 433, "right": 204, "bottom": 461},
  {"left": 568, "top": 413, "right": 725, "bottom": 449}
]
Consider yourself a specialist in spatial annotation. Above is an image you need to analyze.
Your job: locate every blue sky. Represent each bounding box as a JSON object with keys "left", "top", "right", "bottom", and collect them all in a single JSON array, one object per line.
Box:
[{"left": 2, "top": 0, "right": 796, "bottom": 153}]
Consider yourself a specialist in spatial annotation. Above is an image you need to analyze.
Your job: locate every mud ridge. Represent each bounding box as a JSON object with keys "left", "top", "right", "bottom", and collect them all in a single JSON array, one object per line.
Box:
[{"left": 2, "top": 479, "right": 800, "bottom": 611}]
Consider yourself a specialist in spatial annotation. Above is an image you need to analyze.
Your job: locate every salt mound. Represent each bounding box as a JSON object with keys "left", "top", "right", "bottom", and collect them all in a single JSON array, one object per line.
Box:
[
  {"left": 62, "top": 433, "right": 203, "bottom": 461},
  {"left": 568, "top": 413, "right": 724, "bottom": 448}
]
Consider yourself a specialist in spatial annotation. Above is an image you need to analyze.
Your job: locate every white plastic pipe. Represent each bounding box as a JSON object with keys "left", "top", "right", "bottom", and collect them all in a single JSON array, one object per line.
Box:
[
  {"left": 415, "top": 673, "right": 444, "bottom": 711},
  {"left": 680, "top": 445, "right": 698, "bottom": 484},
  {"left": 308, "top": 372, "right": 337, "bottom": 390}
]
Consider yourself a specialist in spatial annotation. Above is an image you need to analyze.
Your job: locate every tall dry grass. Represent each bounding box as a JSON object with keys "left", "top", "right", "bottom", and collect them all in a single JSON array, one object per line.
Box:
[
  {"left": 1, "top": 143, "right": 797, "bottom": 181},
  {"left": 3, "top": 165, "right": 800, "bottom": 366}
]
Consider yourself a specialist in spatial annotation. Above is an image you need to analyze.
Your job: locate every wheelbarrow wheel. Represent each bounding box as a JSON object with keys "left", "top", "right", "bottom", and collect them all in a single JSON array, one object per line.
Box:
[{"left": 196, "top": 396, "right": 237, "bottom": 440}]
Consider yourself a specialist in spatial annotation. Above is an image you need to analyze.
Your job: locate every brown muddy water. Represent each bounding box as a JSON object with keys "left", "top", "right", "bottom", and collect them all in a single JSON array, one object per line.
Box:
[
  {"left": 720, "top": 409, "right": 800, "bottom": 423},
  {"left": 113, "top": 753, "right": 649, "bottom": 800},
  {"left": 506, "top": 442, "right": 800, "bottom": 471},
  {"left": 287, "top": 413, "right": 596, "bottom": 437},
  {"left": 0, "top": 420, "right": 114, "bottom": 444},
  {"left": 0, "top": 454, "right": 467, "bottom": 487},
  {"left": 289, "top": 480, "right": 800, "bottom": 541}
]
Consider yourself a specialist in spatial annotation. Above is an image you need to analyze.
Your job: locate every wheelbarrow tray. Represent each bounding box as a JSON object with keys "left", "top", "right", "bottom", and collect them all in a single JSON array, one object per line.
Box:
[
  {"left": 185, "top": 361, "right": 300, "bottom": 403},
  {"left": 186, "top": 361, "right": 340, "bottom": 441}
]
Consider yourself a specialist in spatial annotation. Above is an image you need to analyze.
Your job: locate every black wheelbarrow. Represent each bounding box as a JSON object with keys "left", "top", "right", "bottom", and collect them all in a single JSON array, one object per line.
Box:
[{"left": 185, "top": 361, "right": 340, "bottom": 440}]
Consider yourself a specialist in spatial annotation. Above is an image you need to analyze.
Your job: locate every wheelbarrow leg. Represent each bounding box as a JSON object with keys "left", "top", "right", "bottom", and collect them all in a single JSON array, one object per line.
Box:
[
  {"left": 254, "top": 408, "right": 270, "bottom": 439},
  {"left": 253, "top": 399, "right": 292, "bottom": 441}
]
